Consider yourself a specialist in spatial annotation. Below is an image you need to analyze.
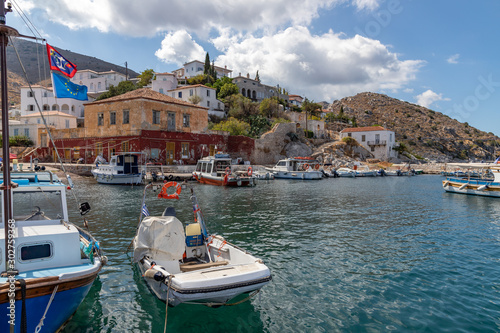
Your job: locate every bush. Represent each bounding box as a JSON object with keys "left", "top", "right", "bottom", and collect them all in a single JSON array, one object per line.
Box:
[{"left": 210, "top": 117, "right": 250, "bottom": 136}]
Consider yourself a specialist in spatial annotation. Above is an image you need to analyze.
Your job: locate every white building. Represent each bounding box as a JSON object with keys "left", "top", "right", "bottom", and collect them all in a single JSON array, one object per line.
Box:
[
  {"left": 172, "top": 60, "right": 232, "bottom": 80},
  {"left": 9, "top": 111, "right": 77, "bottom": 146},
  {"left": 71, "top": 69, "right": 128, "bottom": 94},
  {"left": 289, "top": 94, "right": 303, "bottom": 107},
  {"left": 151, "top": 72, "right": 178, "bottom": 95},
  {"left": 340, "top": 126, "right": 398, "bottom": 160},
  {"left": 20, "top": 85, "right": 87, "bottom": 119},
  {"left": 168, "top": 84, "right": 225, "bottom": 118}
]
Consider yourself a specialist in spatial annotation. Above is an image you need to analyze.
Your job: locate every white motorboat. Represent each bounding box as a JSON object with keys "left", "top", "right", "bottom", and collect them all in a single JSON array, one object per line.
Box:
[
  {"left": 193, "top": 153, "right": 255, "bottom": 186},
  {"left": 336, "top": 167, "right": 356, "bottom": 177},
  {"left": 354, "top": 166, "right": 378, "bottom": 177},
  {"left": 266, "top": 157, "right": 323, "bottom": 180},
  {"left": 442, "top": 163, "right": 500, "bottom": 198},
  {"left": 91, "top": 152, "right": 144, "bottom": 185},
  {"left": 132, "top": 182, "right": 272, "bottom": 307}
]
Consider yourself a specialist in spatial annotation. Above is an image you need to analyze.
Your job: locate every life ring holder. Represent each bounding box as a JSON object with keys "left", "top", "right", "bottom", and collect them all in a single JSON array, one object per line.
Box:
[
  {"left": 158, "top": 181, "right": 182, "bottom": 200},
  {"left": 247, "top": 167, "right": 253, "bottom": 177}
]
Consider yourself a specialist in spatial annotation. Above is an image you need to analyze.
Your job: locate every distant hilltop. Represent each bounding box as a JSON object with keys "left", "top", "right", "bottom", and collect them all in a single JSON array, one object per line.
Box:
[{"left": 330, "top": 92, "right": 500, "bottom": 162}]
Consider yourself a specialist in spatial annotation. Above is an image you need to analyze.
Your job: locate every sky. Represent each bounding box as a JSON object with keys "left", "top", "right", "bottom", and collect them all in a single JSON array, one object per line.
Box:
[{"left": 7, "top": 0, "right": 500, "bottom": 135}]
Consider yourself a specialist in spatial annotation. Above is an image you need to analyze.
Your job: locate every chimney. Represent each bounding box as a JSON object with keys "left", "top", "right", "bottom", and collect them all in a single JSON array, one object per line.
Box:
[
  {"left": 239, "top": 72, "right": 241, "bottom": 76},
  {"left": 247, "top": 73, "right": 249, "bottom": 78},
  {"left": 225, "top": 65, "right": 227, "bottom": 69}
]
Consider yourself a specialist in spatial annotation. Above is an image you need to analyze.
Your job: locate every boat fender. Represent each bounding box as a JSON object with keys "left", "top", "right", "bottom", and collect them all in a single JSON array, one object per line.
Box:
[
  {"left": 144, "top": 268, "right": 165, "bottom": 282},
  {"left": 478, "top": 185, "right": 488, "bottom": 191},
  {"left": 458, "top": 183, "right": 468, "bottom": 190},
  {"left": 247, "top": 166, "right": 253, "bottom": 177},
  {"left": 158, "top": 181, "right": 182, "bottom": 200},
  {"left": 223, "top": 174, "right": 229, "bottom": 185},
  {"left": 443, "top": 181, "right": 449, "bottom": 187}
]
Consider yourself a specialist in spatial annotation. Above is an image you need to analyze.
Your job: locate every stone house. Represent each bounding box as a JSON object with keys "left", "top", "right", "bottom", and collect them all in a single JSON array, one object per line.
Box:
[
  {"left": 232, "top": 73, "right": 289, "bottom": 104},
  {"left": 340, "top": 126, "right": 398, "bottom": 160},
  {"left": 20, "top": 85, "right": 87, "bottom": 119}
]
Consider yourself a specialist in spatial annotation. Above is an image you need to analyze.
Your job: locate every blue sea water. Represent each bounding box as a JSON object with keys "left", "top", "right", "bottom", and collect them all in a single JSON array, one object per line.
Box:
[{"left": 62, "top": 175, "right": 500, "bottom": 332}]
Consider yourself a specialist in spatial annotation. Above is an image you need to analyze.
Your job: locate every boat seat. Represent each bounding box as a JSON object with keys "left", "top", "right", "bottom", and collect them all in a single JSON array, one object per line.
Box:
[
  {"left": 162, "top": 207, "right": 176, "bottom": 217},
  {"left": 179, "top": 260, "right": 229, "bottom": 272},
  {"left": 185, "top": 223, "right": 203, "bottom": 247}
]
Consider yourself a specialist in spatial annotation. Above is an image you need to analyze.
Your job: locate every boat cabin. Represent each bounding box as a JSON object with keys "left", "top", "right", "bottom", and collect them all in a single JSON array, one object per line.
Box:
[
  {"left": 195, "top": 154, "right": 232, "bottom": 176},
  {"left": 100, "top": 153, "right": 140, "bottom": 175}
]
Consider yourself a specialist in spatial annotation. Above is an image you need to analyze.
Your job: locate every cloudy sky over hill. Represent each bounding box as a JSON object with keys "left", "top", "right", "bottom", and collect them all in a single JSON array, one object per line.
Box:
[{"left": 8, "top": 0, "right": 500, "bottom": 135}]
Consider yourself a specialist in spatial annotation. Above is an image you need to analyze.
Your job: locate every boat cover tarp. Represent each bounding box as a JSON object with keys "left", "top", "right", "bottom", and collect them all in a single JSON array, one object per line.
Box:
[{"left": 133, "top": 216, "right": 186, "bottom": 263}]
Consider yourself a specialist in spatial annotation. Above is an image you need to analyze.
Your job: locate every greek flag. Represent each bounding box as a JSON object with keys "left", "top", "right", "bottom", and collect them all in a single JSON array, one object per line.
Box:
[{"left": 142, "top": 203, "right": 150, "bottom": 217}]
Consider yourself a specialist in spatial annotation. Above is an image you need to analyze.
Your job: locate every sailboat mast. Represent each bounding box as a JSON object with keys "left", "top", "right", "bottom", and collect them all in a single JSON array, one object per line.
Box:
[{"left": 0, "top": 0, "right": 14, "bottom": 271}]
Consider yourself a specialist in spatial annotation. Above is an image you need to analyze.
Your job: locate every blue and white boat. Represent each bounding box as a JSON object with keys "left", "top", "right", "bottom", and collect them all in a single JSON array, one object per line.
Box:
[
  {"left": 442, "top": 163, "right": 500, "bottom": 197},
  {"left": 0, "top": 8, "right": 105, "bottom": 331},
  {"left": 266, "top": 157, "right": 323, "bottom": 180}
]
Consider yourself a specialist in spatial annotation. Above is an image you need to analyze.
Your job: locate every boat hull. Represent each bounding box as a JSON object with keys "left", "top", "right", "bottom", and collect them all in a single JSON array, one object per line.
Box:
[
  {"left": 92, "top": 171, "right": 143, "bottom": 185},
  {"left": 443, "top": 178, "right": 500, "bottom": 197},
  {"left": 137, "top": 260, "right": 271, "bottom": 307},
  {"left": 270, "top": 170, "right": 323, "bottom": 180},
  {"left": 0, "top": 269, "right": 99, "bottom": 333},
  {"left": 193, "top": 172, "right": 255, "bottom": 186}
]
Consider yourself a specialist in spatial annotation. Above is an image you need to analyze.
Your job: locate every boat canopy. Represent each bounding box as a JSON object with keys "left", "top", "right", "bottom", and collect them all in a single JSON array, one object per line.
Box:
[{"left": 133, "top": 216, "right": 186, "bottom": 263}]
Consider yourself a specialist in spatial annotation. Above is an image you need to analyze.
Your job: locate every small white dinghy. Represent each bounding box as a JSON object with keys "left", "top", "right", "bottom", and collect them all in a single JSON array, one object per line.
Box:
[{"left": 132, "top": 182, "right": 272, "bottom": 307}]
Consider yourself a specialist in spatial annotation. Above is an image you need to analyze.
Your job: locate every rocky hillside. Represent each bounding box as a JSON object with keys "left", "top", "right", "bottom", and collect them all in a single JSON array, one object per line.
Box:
[{"left": 330, "top": 92, "right": 500, "bottom": 162}]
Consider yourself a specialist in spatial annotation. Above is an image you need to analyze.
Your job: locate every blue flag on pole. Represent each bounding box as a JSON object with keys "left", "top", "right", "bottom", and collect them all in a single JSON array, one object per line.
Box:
[
  {"left": 142, "top": 203, "right": 150, "bottom": 217},
  {"left": 52, "top": 72, "right": 88, "bottom": 100}
]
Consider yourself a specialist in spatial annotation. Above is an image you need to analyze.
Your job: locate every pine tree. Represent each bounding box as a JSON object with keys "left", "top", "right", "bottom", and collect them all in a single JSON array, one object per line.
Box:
[
  {"left": 255, "top": 70, "right": 260, "bottom": 82},
  {"left": 204, "top": 53, "right": 210, "bottom": 75}
]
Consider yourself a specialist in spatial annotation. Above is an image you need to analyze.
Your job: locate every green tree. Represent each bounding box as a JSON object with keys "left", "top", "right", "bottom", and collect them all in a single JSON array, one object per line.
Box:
[
  {"left": 259, "top": 97, "right": 279, "bottom": 118},
  {"left": 211, "top": 117, "right": 250, "bottom": 136},
  {"left": 137, "top": 69, "right": 155, "bottom": 88},
  {"left": 226, "top": 94, "right": 259, "bottom": 120},
  {"left": 248, "top": 115, "right": 270, "bottom": 137},
  {"left": 302, "top": 98, "right": 322, "bottom": 118},
  {"left": 218, "top": 82, "right": 239, "bottom": 100},
  {"left": 204, "top": 53, "right": 210, "bottom": 75},
  {"left": 97, "top": 80, "right": 137, "bottom": 100},
  {"left": 270, "top": 117, "right": 291, "bottom": 129},
  {"left": 8, "top": 135, "right": 34, "bottom": 146},
  {"left": 255, "top": 70, "right": 260, "bottom": 82},
  {"left": 188, "top": 95, "right": 203, "bottom": 105}
]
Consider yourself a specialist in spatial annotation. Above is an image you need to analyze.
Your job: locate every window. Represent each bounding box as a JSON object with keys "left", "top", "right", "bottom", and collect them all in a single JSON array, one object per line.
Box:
[
  {"left": 178, "top": 91, "right": 182, "bottom": 98},
  {"left": 159, "top": 88, "right": 164, "bottom": 94},
  {"left": 23, "top": 128, "right": 29, "bottom": 137},
  {"left": 207, "top": 101, "right": 210, "bottom": 107},
  {"left": 43, "top": 104, "right": 49, "bottom": 111},
  {"left": 37, "top": 119, "right": 41, "bottom": 124},
  {"left": 27, "top": 91, "right": 33, "bottom": 97},
  {"left": 371, "top": 146, "right": 375, "bottom": 152},
  {"left": 152, "top": 110, "right": 160, "bottom": 124},
  {"left": 190, "top": 89, "right": 193, "bottom": 96},
  {"left": 207, "top": 90, "right": 210, "bottom": 97},
  {"left": 122, "top": 141, "right": 129, "bottom": 152},
  {"left": 28, "top": 105, "right": 34, "bottom": 111},
  {"left": 348, "top": 133, "right": 352, "bottom": 137},
  {"left": 20, "top": 243, "right": 52, "bottom": 261},
  {"left": 98, "top": 113, "right": 104, "bottom": 126},
  {"left": 183, "top": 114, "right": 190, "bottom": 127},
  {"left": 96, "top": 142, "right": 103, "bottom": 156},
  {"left": 110, "top": 111, "right": 116, "bottom": 125},
  {"left": 123, "top": 110, "right": 129, "bottom": 124},
  {"left": 181, "top": 143, "right": 189, "bottom": 158},
  {"left": 390, "top": 133, "right": 393, "bottom": 142},
  {"left": 13, "top": 129, "right": 18, "bottom": 136},
  {"left": 98, "top": 82, "right": 101, "bottom": 90},
  {"left": 362, "top": 135, "right": 366, "bottom": 142},
  {"left": 65, "top": 120, "right": 70, "bottom": 128}
]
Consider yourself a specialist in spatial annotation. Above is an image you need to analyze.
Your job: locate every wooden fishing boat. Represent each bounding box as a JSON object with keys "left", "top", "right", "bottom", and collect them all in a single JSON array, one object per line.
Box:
[
  {"left": 442, "top": 163, "right": 500, "bottom": 197},
  {"left": 132, "top": 182, "right": 271, "bottom": 307},
  {"left": 193, "top": 153, "right": 255, "bottom": 186}
]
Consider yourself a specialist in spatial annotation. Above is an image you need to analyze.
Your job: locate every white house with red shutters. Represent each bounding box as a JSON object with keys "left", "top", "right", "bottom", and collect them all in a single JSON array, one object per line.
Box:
[{"left": 340, "top": 126, "right": 398, "bottom": 160}]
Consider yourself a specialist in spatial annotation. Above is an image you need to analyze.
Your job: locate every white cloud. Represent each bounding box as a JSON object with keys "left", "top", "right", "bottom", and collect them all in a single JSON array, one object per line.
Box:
[
  {"left": 216, "top": 27, "right": 423, "bottom": 102},
  {"left": 24, "top": 0, "right": 381, "bottom": 37},
  {"left": 416, "top": 89, "right": 450, "bottom": 108},
  {"left": 447, "top": 54, "right": 460, "bottom": 64},
  {"left": 155, "top": 30, "right": 205, "bottom": 66}
]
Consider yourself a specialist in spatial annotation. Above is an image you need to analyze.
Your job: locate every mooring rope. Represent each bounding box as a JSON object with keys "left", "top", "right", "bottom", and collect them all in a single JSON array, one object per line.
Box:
[
  {"left": 34, "top": 284, "right": 59, "bottom": 333},
  {"left": 164, "top": 275, "right": 173, "bottom": 333}
]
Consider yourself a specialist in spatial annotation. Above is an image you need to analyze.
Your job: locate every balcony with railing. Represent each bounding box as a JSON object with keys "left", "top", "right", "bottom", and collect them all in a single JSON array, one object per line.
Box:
[{"left": 367, "top": 140, "right": 387, "bottom": 146}]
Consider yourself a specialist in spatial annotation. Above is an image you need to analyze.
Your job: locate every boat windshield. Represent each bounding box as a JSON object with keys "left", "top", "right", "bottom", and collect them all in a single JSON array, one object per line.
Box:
[{"left": 12, "top": 190, "right": 65, "bottom": 221}]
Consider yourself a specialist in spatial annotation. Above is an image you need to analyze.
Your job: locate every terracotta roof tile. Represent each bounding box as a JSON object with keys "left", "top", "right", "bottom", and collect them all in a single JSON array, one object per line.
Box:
[
  {"left": 86, "top": 88, "right": 208, "bottom": 109},
  {"left": 341, "top": 126, "right": 387, "bottom": 133}
]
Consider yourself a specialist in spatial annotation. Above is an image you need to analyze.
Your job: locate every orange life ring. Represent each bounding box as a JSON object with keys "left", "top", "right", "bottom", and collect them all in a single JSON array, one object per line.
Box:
[
  {"left": 158, "top": 181, "right": 182, "bottom": 200},
  {"left": 247, "top": 167, "right": 253, "bottom": 176},
  {"left": 304, "top": 164, "right": 310, "bottom": 170},
  {"left": 225, "top": 167, "right": 231, "bottom": 175},
  {"left": 314, "top": 164, "right": 320, "bottom": 170}
]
